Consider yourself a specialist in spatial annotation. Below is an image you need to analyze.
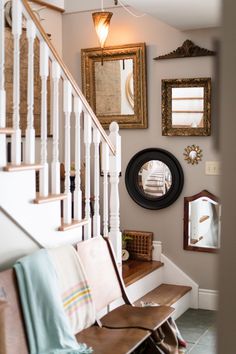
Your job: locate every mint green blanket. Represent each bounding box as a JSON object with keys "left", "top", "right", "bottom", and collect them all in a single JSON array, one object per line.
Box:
[{"left": 14, "top": 249, "right": 92, "bottom": 354}]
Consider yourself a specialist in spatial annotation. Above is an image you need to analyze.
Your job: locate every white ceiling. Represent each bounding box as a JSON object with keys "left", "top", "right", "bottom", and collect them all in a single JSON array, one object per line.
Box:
[{"left": 64, "top": 0, "right": 221, "bottom": 30}]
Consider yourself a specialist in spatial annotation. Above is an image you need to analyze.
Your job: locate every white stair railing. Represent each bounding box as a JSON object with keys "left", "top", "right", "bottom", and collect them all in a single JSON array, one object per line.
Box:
[{"left": 0, "top": 0, "right": 122, "bottom": 263}]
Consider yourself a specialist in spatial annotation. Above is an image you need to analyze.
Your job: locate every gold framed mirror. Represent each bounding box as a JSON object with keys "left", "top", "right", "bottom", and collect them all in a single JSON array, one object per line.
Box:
[
  {"left": 162, "top": 78, "right": 211, "bottom": 136},
  {"left": 81, "top": 43, "right": 147, "bottom": 129}
]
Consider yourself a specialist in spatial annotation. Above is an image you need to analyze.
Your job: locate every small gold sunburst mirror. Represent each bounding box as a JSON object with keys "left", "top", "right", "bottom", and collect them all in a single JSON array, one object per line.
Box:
[{"left": 183, "top": 145, "right": 203, "bottom": 165}]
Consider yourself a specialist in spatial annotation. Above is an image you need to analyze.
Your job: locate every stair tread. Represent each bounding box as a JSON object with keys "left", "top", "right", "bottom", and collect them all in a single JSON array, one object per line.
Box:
[
  {"left": 34, "top": 193, "right": 67, "bottom": 204},
  {"left": 4, "top": 163, "right": 43, "bottom": 172},
  {"left": 59, "top": 219, "right": 88, "bottom": 231},
  {"left": 134, "top": 283, "right": 192, "bottom": 307},
  {"left": 0, "top": 127, "right": 14, "bottom": 134},
  {"left": 122, "top": 260, "right": 164, "bottom": 287}
]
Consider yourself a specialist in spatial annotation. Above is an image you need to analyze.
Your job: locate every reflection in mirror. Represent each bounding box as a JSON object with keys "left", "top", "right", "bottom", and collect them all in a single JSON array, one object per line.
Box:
[
  {"left": 184, "top": 190, "right": 221, "bottom": 253},
  {"left": 138, "top": 160, "right": 172, "bottom": 198},
  {"left": 94, "top": 58, "right": 134, "bottom": 116},
  {"left": 162, "top": 78, "right": 211, "bottom": 136},
  {"left": 81, "top": 43, "right": 147, "bottom": 129},
  {"left": 172, "top": 87, "right": 204, "bottom": 128}
]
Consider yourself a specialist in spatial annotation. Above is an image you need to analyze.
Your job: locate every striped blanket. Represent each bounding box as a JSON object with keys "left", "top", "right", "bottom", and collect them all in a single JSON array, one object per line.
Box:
[{"left": 48, "top": 246, "right": 96, "bottom": 334}]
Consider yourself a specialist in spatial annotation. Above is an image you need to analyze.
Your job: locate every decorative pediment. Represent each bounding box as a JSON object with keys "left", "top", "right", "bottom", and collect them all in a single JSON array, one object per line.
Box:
[{"left": 154, "top": 40, "right": 216, "bottom": 60}]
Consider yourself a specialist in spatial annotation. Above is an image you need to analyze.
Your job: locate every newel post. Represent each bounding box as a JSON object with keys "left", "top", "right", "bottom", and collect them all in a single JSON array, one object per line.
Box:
[{"left": 108, "top": 122, "right": 122, "bottom": 265}]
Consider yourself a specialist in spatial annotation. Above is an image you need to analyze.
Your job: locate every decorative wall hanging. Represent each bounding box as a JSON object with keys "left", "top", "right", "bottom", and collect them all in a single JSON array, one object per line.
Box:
[
  {"left": 125, "top": 148, "right": 184, "bottom": 210},
  {"left": 162, "top": 78, "right": 211, "bottom": 136},
  {"left": 183, "top": 145, "right": 203, "bottom": 165},
  {"left": 184, "top": 190, "right": 221, "bottom": 253},
  {"left": 153, "top": 40, "right": 216, "bottom": 60},
  {"left": 81, "top": 43, "right": 147, "bottom": 129}
]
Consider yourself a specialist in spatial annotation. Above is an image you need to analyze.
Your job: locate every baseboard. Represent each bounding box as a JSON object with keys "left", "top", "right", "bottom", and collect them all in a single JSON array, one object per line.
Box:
[{"left": 199, "top": 289, "right": 218, "bottom": 310}]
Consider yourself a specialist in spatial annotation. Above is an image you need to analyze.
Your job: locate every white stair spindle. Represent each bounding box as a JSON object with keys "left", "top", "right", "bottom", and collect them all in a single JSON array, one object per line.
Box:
[
  {"left": 51, "top": 61, "right": 61, "bottom": 195},
  {"left": 11, "top": 0, "right": 22, "bottom": 165},
  {"left": 63, "top": 80, "right": 72, "bottom": 224},
  {"left": 101, "top": 141, "right": 109, "bottom": 237},
  {"left": 25, "top": 20, "right": 36, "bottom": 164},
  {"left": 84, "top": 113, "right": 92, "bottom": 239},
  {"left": 93, "top": 128, "right": 101, "bottom": 237},
  {"left": 0, "top": 0, "right": 6, "bottom": 167},
  {"left": 39, "top": 41, "right": 49, "bottom": 197},
  {"left": 108, "top": 122, "right": 122, "bottom": 264},
  {"left": 73, "top": 97, "right": 83, "bottom": 221}
]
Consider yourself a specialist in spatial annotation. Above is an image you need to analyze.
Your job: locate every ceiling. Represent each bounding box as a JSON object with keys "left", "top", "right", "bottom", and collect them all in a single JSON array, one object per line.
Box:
[{"left": 64, "top": 0, "right": 221, "bottom": 30}]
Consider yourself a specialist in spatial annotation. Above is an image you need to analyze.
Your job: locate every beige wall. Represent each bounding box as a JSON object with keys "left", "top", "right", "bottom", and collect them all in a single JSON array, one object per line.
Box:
[{"left": 62, "top": 9, "right": 220, "bottom": 289}]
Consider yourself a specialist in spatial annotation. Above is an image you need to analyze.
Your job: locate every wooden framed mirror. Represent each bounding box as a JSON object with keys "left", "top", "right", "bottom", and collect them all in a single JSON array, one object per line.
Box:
[
  {"left": 162, "top": 78, "right": 211, "bottom": 136},
  {"left": 125, "top": 148, "right": 184, "bottom": 210},
  {"left": 184, "top": 190, "right": 221, "bottom": 253},
  {"left": 81, "top": 43, "right": 147, "bottom": 129}
]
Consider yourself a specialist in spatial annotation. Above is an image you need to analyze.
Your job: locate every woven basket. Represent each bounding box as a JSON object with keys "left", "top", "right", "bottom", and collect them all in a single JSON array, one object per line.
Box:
[{"left": 123, "top": 230, "right": 153, "bottom": 261}]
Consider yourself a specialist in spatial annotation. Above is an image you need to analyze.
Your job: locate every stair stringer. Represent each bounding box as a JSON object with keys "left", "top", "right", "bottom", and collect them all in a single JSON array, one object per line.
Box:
[
  {"left": 0, "top": 170, "right": 83, "bottom": 248},
  {"left": 161, "top": 254, "right": 199, "bottom": 309}
]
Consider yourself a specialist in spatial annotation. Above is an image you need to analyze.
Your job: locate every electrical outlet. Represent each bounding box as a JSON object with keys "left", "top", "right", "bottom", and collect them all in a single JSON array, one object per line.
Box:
[{"left": 205, "top": 161, "right": 221, "bottom": 175}]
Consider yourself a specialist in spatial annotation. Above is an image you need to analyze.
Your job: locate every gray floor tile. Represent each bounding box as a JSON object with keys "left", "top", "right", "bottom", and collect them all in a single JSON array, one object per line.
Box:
[
  {"left": 198, "top": 326, "right": 216, "bottom": 346},
  {"left": 179, "top": 328, "right": 207, "bottom": 343},
  {"left": 189, "top": 344, "right": 216, "bottom": 354}
]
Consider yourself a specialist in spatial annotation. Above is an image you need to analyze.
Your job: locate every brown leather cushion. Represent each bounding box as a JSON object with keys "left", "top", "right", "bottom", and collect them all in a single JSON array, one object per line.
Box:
[
  {"left": 0, "top": 269, "right": 28, "bottom": 354},
  {"left": 101, "top": 304, "right": 175, "bottom": 331},
  {"left": 76, "top": 326, "right": 149, "bottom": 354}
]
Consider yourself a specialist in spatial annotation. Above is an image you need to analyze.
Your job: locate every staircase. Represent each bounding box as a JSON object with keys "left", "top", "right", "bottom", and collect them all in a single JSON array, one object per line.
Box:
[{"left": 0, "top": 0, "right": 197, "bottom": 318}]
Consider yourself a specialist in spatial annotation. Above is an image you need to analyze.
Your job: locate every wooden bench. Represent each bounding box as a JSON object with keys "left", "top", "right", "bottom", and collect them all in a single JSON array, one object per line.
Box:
[{"left": 0, "top": 237, "right": 175, "bottom": 353}]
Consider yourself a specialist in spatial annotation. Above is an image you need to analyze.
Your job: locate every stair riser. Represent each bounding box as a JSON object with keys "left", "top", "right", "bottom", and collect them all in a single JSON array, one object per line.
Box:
[
  {"left": 171, "top": 292, "right": 192, "bottom": 320},
  {"left": 126, "top": 267, "right": 164, "bottom": 304}
]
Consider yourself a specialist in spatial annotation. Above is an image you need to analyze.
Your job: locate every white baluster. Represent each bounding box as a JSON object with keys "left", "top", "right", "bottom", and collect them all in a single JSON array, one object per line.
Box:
[
  {"left": 63, "top": 80, "right": 72, "bottom": 224},
  {"left": 84, "top": 113, "right": 92, "bottom": 239},
  {"left": 108, "top": 122, "right": 122, "bottom": 264},
  {"left": 0, "top": 0, "right": 6, "bottom": 167},
  {"left": 51, "top": 61, "right": 61, "bottom": 195},
  {"left": 11, "top": 0, "right": 22, "bottom": 165},
  {"left": 39, "top": 41, "right": 49, "bottom": 197},
  {"left": 73, "top": 97, "right": 83, "bottom": 221},
  {"left": 93, "top": 127, "right": 101, "bottom": 237},
  {"left": 101, "top": 141, "right": 109, "bottom": 237},
  {"left": 25, "top": 20, "right": 36, "bottom": 164}
]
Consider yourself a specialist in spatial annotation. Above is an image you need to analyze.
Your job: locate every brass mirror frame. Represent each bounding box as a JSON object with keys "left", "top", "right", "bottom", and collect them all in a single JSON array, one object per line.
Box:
[
  {"left": 162, "top": 78, "right": 211, "bottom": 136},
  {"left": 81, "top": 43, "right": 147, "bottom": 129},
  {"left": 184, "top": 190, "right": 220, "bottom": 253}
]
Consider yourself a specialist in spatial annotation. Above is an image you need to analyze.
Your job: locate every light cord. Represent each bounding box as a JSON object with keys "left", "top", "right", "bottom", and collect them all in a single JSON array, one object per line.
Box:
[{"left": 117, "top": 0, "right": 146, "bottom": 18}]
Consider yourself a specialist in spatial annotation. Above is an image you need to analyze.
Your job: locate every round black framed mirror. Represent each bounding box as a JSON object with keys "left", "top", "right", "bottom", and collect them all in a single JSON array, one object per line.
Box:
[{"left": 125, "top": 148, "right": 184, "bottom": 209}]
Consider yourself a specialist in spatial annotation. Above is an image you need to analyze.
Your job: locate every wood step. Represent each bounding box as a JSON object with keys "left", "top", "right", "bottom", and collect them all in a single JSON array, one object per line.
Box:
[
  {"left": 0, "top": 128, "right": 14, "bottom": 134},
  {"left": 34, "top": 193, "right": 67, "bottom": 204},
  {"left": 4, "top": 163, "right": 43, "bottom": 172},
  {"left": 122, "top": 260, "right": 164, "bottom": 287},
  {"left": 59, "top": 218, "right": 88, "bottom": 231},
  {"left": 134, "top": 284, "right": 192, "bottom": 307}
]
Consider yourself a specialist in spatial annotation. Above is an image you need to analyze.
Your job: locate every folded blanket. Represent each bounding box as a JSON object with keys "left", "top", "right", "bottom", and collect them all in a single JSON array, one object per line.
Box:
[
  {"left": 48, "top": 246, "right": 95, "bottom": 334},
  {"left": 14, "top": 249, "right": 92, "bottom": 354}
]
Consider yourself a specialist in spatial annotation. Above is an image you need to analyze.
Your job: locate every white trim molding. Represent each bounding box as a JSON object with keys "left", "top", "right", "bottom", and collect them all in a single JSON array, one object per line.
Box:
[
  {"left": 152, "top": 240, "right": 162, "bottom": 261},
  {"left": 199, "top": 289, "right": 218, "bottom": 311}
]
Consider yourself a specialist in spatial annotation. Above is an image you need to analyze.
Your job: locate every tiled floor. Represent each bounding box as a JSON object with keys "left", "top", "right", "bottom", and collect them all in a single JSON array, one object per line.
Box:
[{"left": 176, "top": 309, "right": 217, "bottom": 354}]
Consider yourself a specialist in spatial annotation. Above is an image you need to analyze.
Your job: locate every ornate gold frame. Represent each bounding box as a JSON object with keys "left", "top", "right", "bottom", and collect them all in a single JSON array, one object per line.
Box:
[
  {"left": 81, "top": 43, "right": 147, "bottom": 129},
  {"left": 162, "top": 78, "right": 211, "bottom": 136},
  {"left": 183, "top": 145, "right": 203, "bottom": 165}
]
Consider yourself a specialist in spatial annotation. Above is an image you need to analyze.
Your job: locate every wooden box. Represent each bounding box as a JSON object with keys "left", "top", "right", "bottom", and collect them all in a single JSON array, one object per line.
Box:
[{"left": 123, "top": 230, "right": 153, "bottom": 261}]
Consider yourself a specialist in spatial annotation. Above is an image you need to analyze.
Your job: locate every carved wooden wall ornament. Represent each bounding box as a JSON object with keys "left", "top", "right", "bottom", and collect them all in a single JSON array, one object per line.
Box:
[{"left": 154, "top": 40, "right": 216, "bottom": 60}]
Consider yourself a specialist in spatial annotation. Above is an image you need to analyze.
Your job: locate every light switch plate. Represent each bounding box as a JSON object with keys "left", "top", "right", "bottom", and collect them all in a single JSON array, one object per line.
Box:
[{"left": 205, "top": 161, "right": 221, "bottom": 175}]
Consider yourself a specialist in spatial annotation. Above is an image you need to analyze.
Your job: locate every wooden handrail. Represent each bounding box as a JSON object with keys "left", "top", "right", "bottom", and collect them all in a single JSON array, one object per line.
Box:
[{"left": 21, "top": 0, "right": 115, "bottom": 155}]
